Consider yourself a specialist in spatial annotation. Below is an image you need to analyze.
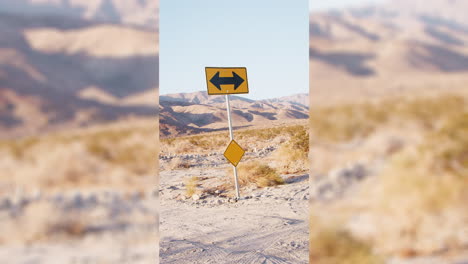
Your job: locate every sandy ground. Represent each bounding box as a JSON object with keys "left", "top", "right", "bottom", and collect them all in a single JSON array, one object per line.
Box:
[
  {"left": 0, "top": 189, "right": 158, "bottom": 264},
  {"left": 159, "top": 167, "right": 309, "bottom": 264}
]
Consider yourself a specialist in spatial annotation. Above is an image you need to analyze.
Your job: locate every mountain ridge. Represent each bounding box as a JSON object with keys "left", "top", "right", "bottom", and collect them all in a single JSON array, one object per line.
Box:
[{"left": 159, "top": 91, "right": 309, "bottom": 138}]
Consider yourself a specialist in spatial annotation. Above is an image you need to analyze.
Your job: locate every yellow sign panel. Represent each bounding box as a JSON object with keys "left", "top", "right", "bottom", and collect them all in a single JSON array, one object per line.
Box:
[
  {"left": 223, "top": 140, "right": 245, "bottom": 167},
  {"left": 205, "top": 67, "right": 249, "bottom": 95}
]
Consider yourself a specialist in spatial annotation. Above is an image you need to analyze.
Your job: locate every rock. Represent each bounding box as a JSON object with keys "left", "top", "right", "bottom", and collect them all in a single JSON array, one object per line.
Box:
[
  {"left": 192, "top": 194, "right": 200, "bottom": 201},
  {"left": 316, "top": 182, "right": 334, "bottom": 200},
  {"left": 87, "top": 193, "right": 98, "bottom": 205},
  {"left": 0, "top": 197, "right": 11, "bottom": 210}
]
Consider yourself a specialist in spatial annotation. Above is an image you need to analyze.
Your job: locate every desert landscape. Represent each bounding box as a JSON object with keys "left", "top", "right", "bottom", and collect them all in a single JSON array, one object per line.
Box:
[
  {"left": 1, "top": 0, "right": 467, "bottom": 263},
  {"left": 0, "top": 1, "right": 159, "bottom": 263},
  {"left": 309, "top": 0, "right": 468, "bottom": 263},
  {"left": 158, "top": 92, "right": 310, "bottom": 263}
]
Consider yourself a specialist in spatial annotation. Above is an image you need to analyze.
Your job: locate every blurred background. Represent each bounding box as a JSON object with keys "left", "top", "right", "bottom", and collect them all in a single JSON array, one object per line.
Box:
[
  {"left": 1, "top": 0, "right": 467, "bottom": 263},
  {"left": 308, "top": 0, "right": 468, "bottom": 263},
  {"left": 0, "top": 0, "right": 159, "bottom": 263}
]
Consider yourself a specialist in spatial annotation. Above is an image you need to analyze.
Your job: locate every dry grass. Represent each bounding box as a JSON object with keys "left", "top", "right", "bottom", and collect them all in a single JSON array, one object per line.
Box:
[
  {"left": 309, "top": 93, "right": 468, "bottom": 257},
  {"left": 341, "top": 98, "right": 468, "bottom": 255},
  {"left": 228, "top": 161, "right": 284, "bottom": 188},
  {"left": 168, "top": 157, "right": 191, "bottom": 170},
  {"left": 160, "top": 124, "right": 308, "bottom": 155},
  {"left": 423, "top": 112, "right": 468, "bottom": 175},
  {"left": 310, "top": 94, "right": 466, "bottom": 143},
  {"left": 0, "top": 124, "right": 156, "bottom": 191},
  {"left": 310, "top": 215, "right": 383, "bottom": 264},
  {"left": 185, "top": 176, "right": 199, "bottom": 197},
  {"left": 238, "top": 125, "right": 307, "bottom": 141},
  {"left": 274, "top": 126, "right": 309, "bottom": 174},
  {"left": 161, "top": 132, "right": 229, "bottom": 154},
  {"left": 372, "top": 109, "right": 468, "bottom": 213},
  {"left": 0, "top": 201, "right": 88, "bottom": 244}
]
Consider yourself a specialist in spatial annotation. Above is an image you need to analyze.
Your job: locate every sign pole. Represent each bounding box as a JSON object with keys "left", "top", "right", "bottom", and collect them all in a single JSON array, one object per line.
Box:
[{"left": 225, "top": 94, "right": 240, "bottom": 199}]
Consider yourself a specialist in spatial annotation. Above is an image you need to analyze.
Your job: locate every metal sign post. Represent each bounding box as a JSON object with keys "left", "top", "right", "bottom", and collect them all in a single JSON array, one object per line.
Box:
[
  {"left": 205, "top": 67, "right": 248, "bottom": 200},
  {"left": 225, "top": 94, "right": 241, "bottom": 199}
]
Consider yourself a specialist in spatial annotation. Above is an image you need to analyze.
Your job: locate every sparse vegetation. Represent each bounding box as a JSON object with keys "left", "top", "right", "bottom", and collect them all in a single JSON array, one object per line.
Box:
[
  {"left": 238, "top": 125, "right": 307, "bottom": 141},
  {"left": 0, "top": 201, "right": 88, "bottom": 244},
  {"left": 371, "top": 106, "right": 468, "bottom": 212},
  {"left": 368, "top": 107, "right": 468, "bottom": 215},
  {"left": 160, "top": 124, "right": 308, "bottom": 155},
  {"left": 310, "top": 224, "right": 383, "bottom": 264},
  {"left": 161, "top": 132, "right": 229, "bottom": 154},
  {"left": 274, "top": 126, "right": 309, "bottom": 174},
  {"left": 310, "top": 95, "right": 467, "bottom": 143},
  {"left": 169, "top": 157, "right": 191, "bottom": 170},
  {"left": 315, "top": 94, "right": 468, "bottom": 256},
  {"left": 185, "top": 176, "right": 199, "bottom": 197},
  {"left": 0, "top": 124, "right": 156, "bottom": 190},
  {"left": 229, "top": 161, "right": 284, "bottom": 188},
  {"left": 423, "top": 112, "right": 468, "bottom": 175}
]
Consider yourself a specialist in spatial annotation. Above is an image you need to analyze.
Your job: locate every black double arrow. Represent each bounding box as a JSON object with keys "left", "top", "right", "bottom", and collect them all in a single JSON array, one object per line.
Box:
[{"left": 210, "top": 71, "right": 245, "bottom": 91}]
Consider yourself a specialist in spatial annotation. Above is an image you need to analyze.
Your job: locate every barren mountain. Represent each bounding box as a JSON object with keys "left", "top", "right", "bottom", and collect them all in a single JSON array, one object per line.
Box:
[
  {"left": 310, "top": 0, "right": 468, "bottom": 106},
  {"left": 0, "top": 0, "right": 158, "bottom": 30},
  {"left": 159, "top": 91, "right": 309, "bottom": 138},
  {"left": 0, "top": 13, "right": 158, "bottom": 138}
]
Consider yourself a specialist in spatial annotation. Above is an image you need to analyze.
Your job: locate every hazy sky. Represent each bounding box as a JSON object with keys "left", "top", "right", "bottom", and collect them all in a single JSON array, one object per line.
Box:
[
  {"left": 160, "top": 0, "right": 309, "bottom": 100},
  {"left": 160, "top": 0, "right": 387, "bottom": 100},
  {"left": 310, "top": 0, "right": 387, "bottom": 11}
]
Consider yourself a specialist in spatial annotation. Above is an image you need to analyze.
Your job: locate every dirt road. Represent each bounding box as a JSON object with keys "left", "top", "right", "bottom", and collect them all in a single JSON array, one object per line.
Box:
[{"left": 159, "top": 167, "right": 309, "bottom": 264}]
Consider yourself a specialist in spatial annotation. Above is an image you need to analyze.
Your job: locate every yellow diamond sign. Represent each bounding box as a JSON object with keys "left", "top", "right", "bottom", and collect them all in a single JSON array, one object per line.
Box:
[{"left": 224, "top": 140, "right": 245, "bottom": 167}]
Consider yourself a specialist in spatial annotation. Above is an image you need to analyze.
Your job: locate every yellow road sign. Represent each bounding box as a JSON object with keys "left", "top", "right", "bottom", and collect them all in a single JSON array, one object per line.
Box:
[
  {"left": 224, "top": 140, "right": 245, "bottom": 167},
  {"left": 205, "top": 67, "right": 249, "bottom": 95}
]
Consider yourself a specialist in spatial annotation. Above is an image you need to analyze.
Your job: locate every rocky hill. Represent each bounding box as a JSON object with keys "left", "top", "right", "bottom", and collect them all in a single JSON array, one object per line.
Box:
[
  {"left": 159, "top": 91, "right": 309, "bottom": 137},
  {"left": 0, "top": 0, "right": 158, "bottom": 30},
  {"left": 0, "top": 12, "right": 158, "bottom": 138},
  {"left": 310, "top": 0, "right": 468, "bottom": 106}
]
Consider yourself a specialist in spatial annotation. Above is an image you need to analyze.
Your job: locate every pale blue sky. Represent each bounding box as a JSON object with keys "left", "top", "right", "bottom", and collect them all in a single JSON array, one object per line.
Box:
[
  {"left": 160, "top": 0, "right": 387, "bottom": 100},
  {"left": 160, "top": 0, "right": 308, "bottom": 100},
  {"left": 310, "top": 0, "right": 387, "bottom": 11}
]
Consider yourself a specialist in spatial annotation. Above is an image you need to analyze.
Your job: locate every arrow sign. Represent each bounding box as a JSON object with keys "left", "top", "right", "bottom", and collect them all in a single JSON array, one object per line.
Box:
[
  {"left": 210, "top": 71, "right": 244, "bottom": 91},
  {"left": 205, "top": 67, "right": 249, "bottom": 95}
]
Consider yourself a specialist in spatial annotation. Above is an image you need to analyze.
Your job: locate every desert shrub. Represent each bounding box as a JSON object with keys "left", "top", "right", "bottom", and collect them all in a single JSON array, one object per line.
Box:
[
  {"left": 229, "top": 161, "right": 284, "bottom": 188},
  {"left": 422, "top": 112, "right": 468, "bottom": 175},
  {"left": 0, "top": 136, "right": 40, "bottom": 159},
  {"left": 83, "top": 128, "right": 156, "bottom": 174},
  {"left": 0, "top": 124, "right": 157, "bottom": 190},
  {"left": 237, "top": 125, "right": 306, "bottom": 141},
  {"left": 48, "top": 214, "right": 87, "bottom": 238},
  {"left": 310, "top": 95, "right": 467, "bottom": 143},
  {"left": 376, "top": 152, "right": 465, "bottom": 213},
  {"left": 310, "top": 102, "right": 387, "bottom": 143},
  {"left": 394, "top": 95, "right": 464, "bottom": 129},
  {"left": 168, "top": 157, "right": 191, "bottom": 170},
  {"left": 274, "top": 126, "right": 309, "bottom": 174},
  {"left": 356, "top": 147, "right": 468, "bottom": 254},
  {"left": 160, "top": 125, "right": 309, "bottom": 156},
  {"left": 185, "top": 176, "right": 199, "bottom": 197},
  {"left": 161, "top": 132, "right": 229, "bottom": 154},
  {"left": 0, "top": 201, "right": 87, "bottom": 244},
  {"left": 354, "top": 109, "right": 468, "bottom": 254},
  {"left": 310, "top": 224, "right": 383, "bottom": 264},
  {"left": 373, "top": 110, "right": 468, "bottom": 213}
]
